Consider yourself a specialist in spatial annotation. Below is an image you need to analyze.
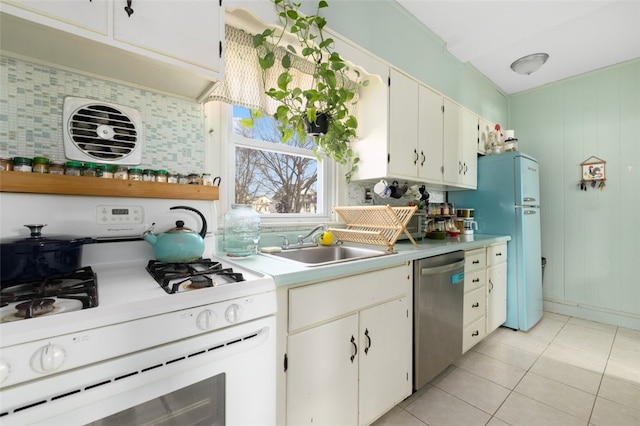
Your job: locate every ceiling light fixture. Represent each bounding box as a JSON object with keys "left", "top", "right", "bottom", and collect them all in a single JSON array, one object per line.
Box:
[{"left": 510, "top": 53, "right": 549, "bottom": 75}]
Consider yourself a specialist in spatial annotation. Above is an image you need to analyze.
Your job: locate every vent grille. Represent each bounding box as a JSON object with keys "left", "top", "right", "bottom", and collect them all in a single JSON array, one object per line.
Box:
[{"left": 63, "top": 97, "right": 143, "bottom": 165}]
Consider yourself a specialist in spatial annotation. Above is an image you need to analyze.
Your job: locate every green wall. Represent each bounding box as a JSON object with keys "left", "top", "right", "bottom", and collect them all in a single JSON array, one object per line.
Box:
[{"left": 510, "top": 59, "right": 640, "bottom": 328}]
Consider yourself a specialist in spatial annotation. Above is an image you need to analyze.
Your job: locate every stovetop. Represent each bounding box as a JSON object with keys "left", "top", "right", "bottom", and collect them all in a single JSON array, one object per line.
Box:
[
  {"left": 146, "top": 258, "right": 245, "bottom": 294},
  {"left": 0, "top": 267, "right": 98, "bottom": 323}
]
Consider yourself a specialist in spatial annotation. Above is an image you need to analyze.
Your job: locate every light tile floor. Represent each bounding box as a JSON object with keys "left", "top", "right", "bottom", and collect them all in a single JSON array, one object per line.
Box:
[{"left": 373, "top": 312, "right": 640, "bottom": 426}]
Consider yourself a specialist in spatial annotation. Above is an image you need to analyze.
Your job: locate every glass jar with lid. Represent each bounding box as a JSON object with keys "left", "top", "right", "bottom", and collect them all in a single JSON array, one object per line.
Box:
[
  {"left": 114, "top": 166, "right": 129, "bottom": 180},
  {"left": 49, "top": 161, "right": 65, "bottom": 175},
  {"left": 142, "top": 169, "right": 155, "bottom": 182},
  {"left": 65, "top": 161, "right": 82, "bottom": 176},
  {"left": 82, "top": 162, "right": 98, "bottom": 177},
  {"left": 97, "top": 164, "right": 115, "bottom": 178},
  {"left": 13, "top": 157, "right": 33, "bottom": 172},
  {"left": 188, "top": 173, "right": 202, "bottom": 185},
  {"left": 0, "top": 156, "right": 12, "bottom": 171},
  {"left": 128, "top": 168, "right": 143, "bottom": 181},
  {"left": 167, "top": 172, "right": 178, "bottom": 184},
  {"left": 177, "top": 174, "right": 189, "bottom": 184},
  {"left": 223, "top": 204, "right": 261, "bottom": 257},
  {"left": 202, "top": 173, "right": 214, "bottom": 186},
  {"left": 32, "top": 156, "right": 50, "bottom": 173},
  {"left": 155, "top": 169, "right": 168, "bottom": 183}
]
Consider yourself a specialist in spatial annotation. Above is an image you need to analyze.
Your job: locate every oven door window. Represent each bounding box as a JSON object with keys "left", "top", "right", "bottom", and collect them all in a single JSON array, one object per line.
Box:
[{"left": 87, "top": 373, "right": 225, "bottom": 426}]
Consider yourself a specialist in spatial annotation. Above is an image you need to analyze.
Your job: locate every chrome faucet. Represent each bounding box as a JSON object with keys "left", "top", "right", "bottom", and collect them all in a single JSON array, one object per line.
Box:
[{"left": 296, "top": 224, "right": 326, "bottom": 246}]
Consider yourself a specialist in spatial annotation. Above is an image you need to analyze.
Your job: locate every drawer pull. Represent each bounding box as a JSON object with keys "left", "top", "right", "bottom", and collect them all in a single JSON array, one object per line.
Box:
[
  {"left": 472, "top": 260, "right": 480, "bottom": 264},
  {"left": 472, "top": 278, "right": 480, "bottom": 283},
  {"left": 472, "top": 330, "right": 479, "bottom": 337},
  {"left": 350, "top": 335, "right": 358, "bottom": 363},
  {"left": 495, "top": 252, "right": 502, "bottom": 256},
  {"left": 472, "top": 302, "right": 479, "bottom": 308}
]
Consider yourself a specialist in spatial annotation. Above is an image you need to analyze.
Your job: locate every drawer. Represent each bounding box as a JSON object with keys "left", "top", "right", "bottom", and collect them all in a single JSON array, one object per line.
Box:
[
  {"left": 462, "top": 316, "right": 486, "bottom": 353},
  {"left": 465, "top": 248, "right": 486, "bottom": 272},
  {"left": 463, "top": 286, "right": 485, "bottom": 325},
  {"left": 487, "top": 243, "right": 507, "bottom": 266},
  {"left": 288, "top": 263, "right": 412, "bottom": 332},
  {"left": 464, "top": 269, "right": 486, "bottom": 292}
]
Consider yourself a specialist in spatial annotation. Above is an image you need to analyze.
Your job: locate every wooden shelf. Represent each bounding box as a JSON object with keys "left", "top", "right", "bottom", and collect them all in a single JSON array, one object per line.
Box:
[{"left": 0, "top": 171, "right": 219, "bottom": 200}]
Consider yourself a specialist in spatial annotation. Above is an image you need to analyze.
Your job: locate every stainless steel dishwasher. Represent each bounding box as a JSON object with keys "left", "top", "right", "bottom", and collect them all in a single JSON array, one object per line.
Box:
[{"left": 414, "top": 251, "right": 465, "bottom": 390}]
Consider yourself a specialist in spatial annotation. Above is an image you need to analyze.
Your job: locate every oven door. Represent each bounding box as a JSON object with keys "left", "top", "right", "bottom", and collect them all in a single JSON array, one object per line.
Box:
[{"left": 1, "top": 316, "right": 276, "bottom": 426}]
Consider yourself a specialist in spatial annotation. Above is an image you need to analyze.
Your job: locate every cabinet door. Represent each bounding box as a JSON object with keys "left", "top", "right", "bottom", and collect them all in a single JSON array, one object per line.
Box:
[
  {"left": 388, "top": 68, "right": 419, "bottom": 179},
  {"left": 113, "top": 0, "right": 222, "bottom": 72},
  {"left": 4, "top": 0, "right": 108, "bottom": 34},
  {"left": 442, "top": 98, "right": 462, "bottom": 184},
  {"left": 487, "top": 262, "right": 507, "bottom": 333},
  {"left": 287, "top": 315, "right": 359, "bottom": 426},
  {"left": 359, "top": 297, "right": 411, "bottom": 426},
  {"left": 418, "top": 85, "right": 444, "bottom": 182},
  {"left": 460, "top": 109, "right": 478, "bottom": 188}
]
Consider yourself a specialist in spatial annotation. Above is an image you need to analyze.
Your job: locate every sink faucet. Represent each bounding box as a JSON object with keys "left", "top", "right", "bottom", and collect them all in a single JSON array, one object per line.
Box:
[{"left": 279, "top": 224, "right": 326, "bottom": 249}]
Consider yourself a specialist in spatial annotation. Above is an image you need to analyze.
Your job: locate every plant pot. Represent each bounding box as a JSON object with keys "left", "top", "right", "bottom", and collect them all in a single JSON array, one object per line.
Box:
[{"left": 305, "top": 113, "right": 330, "bottom": 136}]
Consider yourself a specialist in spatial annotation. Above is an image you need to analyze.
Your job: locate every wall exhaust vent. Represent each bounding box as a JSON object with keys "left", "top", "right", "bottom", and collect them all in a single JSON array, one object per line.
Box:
[{"left": 63, "top": 97, "right": 143, "bottom": 165}]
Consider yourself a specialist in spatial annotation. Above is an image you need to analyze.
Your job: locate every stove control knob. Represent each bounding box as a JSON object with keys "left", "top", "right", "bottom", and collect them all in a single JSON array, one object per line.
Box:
[
  {"left": 30, "top": 343, "right": 66, "bottom": 374},
  {"left": 0, "top": 359, "right": 10, "bottom": 384},
  {"left": 196, "top": 309, "right": 217, "bottom": 331},
  {"left": 225, "top": 304, "right": 243, "bottom": 323}
]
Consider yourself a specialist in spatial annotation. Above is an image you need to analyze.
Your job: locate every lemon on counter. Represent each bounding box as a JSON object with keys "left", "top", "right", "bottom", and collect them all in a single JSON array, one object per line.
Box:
[{"left": 318, "top": 231, "right": 334, "bottom": 246}]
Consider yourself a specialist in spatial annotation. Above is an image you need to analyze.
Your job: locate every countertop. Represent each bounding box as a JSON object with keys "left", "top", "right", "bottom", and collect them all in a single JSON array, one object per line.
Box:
[{"left": 224, "top": 234, "right": 511, "bottom": 287}]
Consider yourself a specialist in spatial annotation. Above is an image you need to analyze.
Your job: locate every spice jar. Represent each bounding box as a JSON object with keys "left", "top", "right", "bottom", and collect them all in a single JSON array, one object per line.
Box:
[
  {"left": 202, "top": 173, "right": 214, "bottom": 186},
  {"left": 188, "top": 173, "right": 202, "bottom": 185},
  {"left": 167, "top": 172, "right": 178, "bottom": 184},
  {"left": 82, "top": 162, "right": 98, "bottom": 177},
  {"left": 155, "top": 169, "right": 168, "bottom": 183},
  {"left": 142, "top": 169, "right": 155, "bottom": 182},
  {"left": 0, "top": 156, "right": 13, "bottom": 171},
  {"left": 49, "top": 161, "right": 65, "bottom": 175},
  {"left": 65, "top": 161, "right": 82, "bottom": 176},
  {"left": 128, "top": 168, "right": 143, "bottom": 181},
  {"left": 97, "top": 164, "right": 115, "bottom": 178},
  {"left": 114, "top": 166, "right": 129, "bottom": 180},
  {"left": 13, "top": 157, "right": 33, "bottom": 172},
  {"left": 32, "top": 156, "right": 50, "bottom": 173},
  {"left": 177, "top": 174, "right": 189, "bottom": 184}
]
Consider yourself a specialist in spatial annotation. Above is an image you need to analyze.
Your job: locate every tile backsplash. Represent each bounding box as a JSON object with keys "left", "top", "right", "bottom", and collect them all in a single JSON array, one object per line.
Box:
[{"left": 0, "top": 55, "right": 206, "bottom": 173}]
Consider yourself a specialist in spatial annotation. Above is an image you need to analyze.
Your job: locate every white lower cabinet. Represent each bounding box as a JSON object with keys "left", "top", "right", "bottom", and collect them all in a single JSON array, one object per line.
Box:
[
  {"left": 284, "top": 263, "right": 412, "bottom": 426},
  {"left": 486, "top": 243, "right": 508, "bottom": 333},
  {"left": 462, "top": 249, "right": 487, "bottom": 353}
]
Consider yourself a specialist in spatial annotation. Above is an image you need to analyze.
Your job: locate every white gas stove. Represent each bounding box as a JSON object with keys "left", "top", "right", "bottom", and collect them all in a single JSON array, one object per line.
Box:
[{"left": 0, "top": 194, "right": 276, "bottom": 425}]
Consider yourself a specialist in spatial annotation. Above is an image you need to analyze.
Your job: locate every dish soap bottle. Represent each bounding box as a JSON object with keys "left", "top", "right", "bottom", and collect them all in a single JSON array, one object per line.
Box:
[{"left": 223, "top": 204, "right": 260, "bottom": 257}]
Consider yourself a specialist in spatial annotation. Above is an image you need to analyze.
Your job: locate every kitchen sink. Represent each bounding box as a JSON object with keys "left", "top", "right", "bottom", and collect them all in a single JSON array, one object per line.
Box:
[{"left": 261, "top": 245, "right": 394, "bottom": 267}]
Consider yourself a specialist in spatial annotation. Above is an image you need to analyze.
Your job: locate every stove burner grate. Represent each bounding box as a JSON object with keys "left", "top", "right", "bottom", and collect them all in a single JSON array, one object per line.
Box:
[
  {"left": 146, "top": 259, "right": 245, "bottom": 294},
  {"left": 0, "top": 267, "right": 98, "bottom": 320}
]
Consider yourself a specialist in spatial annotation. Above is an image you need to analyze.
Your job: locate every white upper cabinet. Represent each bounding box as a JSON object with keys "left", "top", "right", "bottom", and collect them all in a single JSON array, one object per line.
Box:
[
  {"left": 418, "top": 85, "right": 444, "bottom": 182},
  {"left": 443, "top": 100, "right": 478, "bottom": 189},
  {"left": 0, "top": 0, "right": 224, "bottom": 100},
  {"left": 113, "top": 0, "right": 222, "bottom": 73},
  {"left": 388, "top": 68, "right": 419, "bottom": 180}
]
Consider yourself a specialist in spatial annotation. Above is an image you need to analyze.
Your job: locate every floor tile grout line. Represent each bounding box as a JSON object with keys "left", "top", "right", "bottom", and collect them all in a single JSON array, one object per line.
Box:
[{"left": 586, "top": 325, "right": 619, "bottom": 425}]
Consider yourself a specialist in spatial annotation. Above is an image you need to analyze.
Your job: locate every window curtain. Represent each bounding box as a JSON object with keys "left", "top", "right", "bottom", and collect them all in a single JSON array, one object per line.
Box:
[{"left": 204, "top": 25, "right": 359, "bottom": 116}]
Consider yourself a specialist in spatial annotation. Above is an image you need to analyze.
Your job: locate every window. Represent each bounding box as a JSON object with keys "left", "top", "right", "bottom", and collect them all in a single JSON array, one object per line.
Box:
[{"left": 228, "top": 105, "right": 333, "bottom": 220}]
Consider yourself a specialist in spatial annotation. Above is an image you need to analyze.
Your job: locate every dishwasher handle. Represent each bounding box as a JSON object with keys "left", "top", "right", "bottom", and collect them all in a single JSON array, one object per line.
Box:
[{"left": 420, "top": 259, "right": 465, "bottom": 276}]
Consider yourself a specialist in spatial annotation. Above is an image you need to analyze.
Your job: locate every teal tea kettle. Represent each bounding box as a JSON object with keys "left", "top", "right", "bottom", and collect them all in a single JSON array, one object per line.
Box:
[{"left": 143, "top": 206, "right": 207, "bottom": 263}]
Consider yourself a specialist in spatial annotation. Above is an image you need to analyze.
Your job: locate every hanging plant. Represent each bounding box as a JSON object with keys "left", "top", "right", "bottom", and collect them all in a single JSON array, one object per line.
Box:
[{"left": 243, "top": 0, "right": 368, "bottom": 182}]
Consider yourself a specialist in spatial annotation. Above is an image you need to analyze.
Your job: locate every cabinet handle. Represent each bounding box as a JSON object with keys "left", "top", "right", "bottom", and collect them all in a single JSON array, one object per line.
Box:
[
  {"left": 414, "top": 149, "right": 419, "bottom": 165},
  {"left": 489, "top": 280, "right": 494, "bottom": 293},
  {"left": 495, "top": 252, "right": 502, "bottom": 256},
  {"left": 464, "top": 163, "right": 468, "bottom": 174},
  {"left": 420, "top": 151, "right": 426, "bottom": 166},
  {"left": 472, "top": 260, "right": 480, "bottom": 264},
  {"left": 472, "top": 302, "right": 479, "bottom": 308},
  {"left": 458, "top": 161, "right": 463, "bottom": 173},
  {"left": 472, "top": 330, "right": 479, "bottom": 337},
  {"left": 364, "top": 328, "right": 372, "bottom": 355},
  {"left": 350, "top": 335, "right": 358, "bottom": 363},
  {"left": 472, "top": 278, "right": 480, "bottom": 283},
  {"left": 124, "top": 0, "right": 134, "bottom": 17}
]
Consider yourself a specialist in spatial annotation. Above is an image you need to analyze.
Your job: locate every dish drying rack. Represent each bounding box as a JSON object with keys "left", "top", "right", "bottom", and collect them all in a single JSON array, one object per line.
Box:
[{"left": 328, "top": 205, "right": 418, "bottom": 251}]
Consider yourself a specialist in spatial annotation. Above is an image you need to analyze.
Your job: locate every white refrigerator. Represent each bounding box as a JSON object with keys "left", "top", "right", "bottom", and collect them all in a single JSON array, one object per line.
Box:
[{"left": 449, "top": 152, "right": 543, "bottom": 331}]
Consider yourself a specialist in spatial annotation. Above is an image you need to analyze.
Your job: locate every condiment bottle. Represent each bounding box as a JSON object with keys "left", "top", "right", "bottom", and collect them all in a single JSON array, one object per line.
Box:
[
  {"left": 167, "top": 172, "right": 178, "bottom": 184},
  {"left": 32, "top": 156, "right": 50, "bottom": 173},
  {"left": 13, "top": 157, "right": 33, "bottom": 172},
  {"left": 65, "top": 161, "right": 82, "bottom": 176},
  {"left": 97, "top": 164, "right": 115, "bottom": 178},
  {"left": 49, "top": 161, "right": 65, "bottom": 175},
  {"left": 202, "top": 173, "right": 214, "bottom": 186},
  {"left": 155, "top": 169, "right": 168, "bottom": 183},
  {"left": 128, "top": 168, "right": 143, "bottom": 181},
  {"left": 82, "top": 162, "right": 98, "bottom": 177},
  {"left": 142, "top": 169, "right": 155, "bottom": 182},
  {"left": 114, "top": 166, "right": 129, "bottom": 180},
  {"left": 188, "top": 173, "right": 202, "bottom": 185}
]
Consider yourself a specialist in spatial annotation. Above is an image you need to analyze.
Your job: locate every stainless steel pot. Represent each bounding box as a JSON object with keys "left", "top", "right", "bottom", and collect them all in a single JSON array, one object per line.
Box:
[{"left": 0, "top": 224, "right": 95, "bottom": 283}]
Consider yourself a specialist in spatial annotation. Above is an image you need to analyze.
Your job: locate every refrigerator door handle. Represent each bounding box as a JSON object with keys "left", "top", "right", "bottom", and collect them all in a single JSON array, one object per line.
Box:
[
  {"left": 523, "top": 197, "right": 537, "bottom": 203},
  {"left": 524, "top": 210, "right": 537, "bottom": 215}
]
